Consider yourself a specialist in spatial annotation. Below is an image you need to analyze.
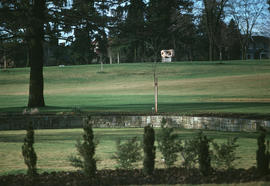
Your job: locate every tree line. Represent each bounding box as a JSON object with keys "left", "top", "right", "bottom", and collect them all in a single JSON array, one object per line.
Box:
[
  {"left": 0, "top": 0, "right": 269, "bottom": 107},
  {"left": 1, "top": 0, "right": 270, "bottom": 67}
]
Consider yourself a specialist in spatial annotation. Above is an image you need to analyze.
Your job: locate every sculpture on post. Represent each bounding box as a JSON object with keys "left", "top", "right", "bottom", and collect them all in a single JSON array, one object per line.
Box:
[{"left": 161, "top": 49, "right": 174, "bottom": 62}]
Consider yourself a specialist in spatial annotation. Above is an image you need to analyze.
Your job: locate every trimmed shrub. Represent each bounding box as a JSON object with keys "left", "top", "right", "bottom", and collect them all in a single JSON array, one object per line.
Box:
[
  {"left": 113, "top": 137, "right": 142, "bottom": 169},
  {"left": 256, "top": 126, "right": 270, "bottom": 175},
  {"left": 157, "top": 118, "right": 181, "bottom": 168},
  {"left": 69, "top": 117, "right": 97, "bottom": 178},
  {"left": 143, "top": 125, "right": 156, "bottom": 175},
  {"left": 197, "top": 131, "right": 212, "bottom": 176},
  {"left": 212, "top": 137, "right": 239, "bottom": 170},
  {"left": 22, "top": 122, "right": 37, "bottom": 177}
]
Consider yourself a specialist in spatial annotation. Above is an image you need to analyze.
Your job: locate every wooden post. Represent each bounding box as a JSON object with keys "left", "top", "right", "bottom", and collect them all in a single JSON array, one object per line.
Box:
[{"left": 154, "top": 76, "right": 158, "bottom": 113}]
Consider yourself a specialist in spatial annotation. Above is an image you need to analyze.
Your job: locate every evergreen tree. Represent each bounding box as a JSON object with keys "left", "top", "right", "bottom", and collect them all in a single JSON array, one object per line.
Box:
[
  {"left": 145, "top": 0, "right": 193, "bottom": 62},
  {"left": 256, "top": 126, "right": 270, "bottom": 175},
  {"left": 197, "top": 131, "right": 212, "bottom": 176},
  {"left": 143, "top": 125, "right": 156, "bottom": 175},
  {"left": 202, "top": 0, "right": 228, "bottom": 61},
  {"left": 227, "top": 19, "right": 241, "bottom": 60},
  {"left": 0, "top": 0, "right": 68, "bottom": 108},
  {"left": 123, "top": 0, "right": 145, "bottom": 62},
  {"left": 70, "top": 0, "right": 100, "bottom": 65},
  {"left": 69, "top": 118, "right": 97, "bottom": 178},
  {"left": 22, "top": 122, "right": 37, "bottom": 177}
]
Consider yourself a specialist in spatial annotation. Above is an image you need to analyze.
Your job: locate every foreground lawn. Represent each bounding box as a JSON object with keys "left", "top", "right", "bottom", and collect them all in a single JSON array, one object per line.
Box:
[
  {"left": 0, "top": 60, "right": 270, "bottom": 116},
  {"left": 0, "top": 128, "right": 263, "bottom": 175}
]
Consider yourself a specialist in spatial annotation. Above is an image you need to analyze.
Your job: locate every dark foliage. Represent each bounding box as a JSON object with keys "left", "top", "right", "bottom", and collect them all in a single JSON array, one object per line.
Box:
[
  {"left": 197, "top": 131, "right": 212, "bottom": 176},
  {"left": 157, "top": 118, "right": 181, "bottom": 168},
  {"left": 113, "top": 137, "right": 142, "bottom": 169},
  {"left": 182, "top": 131, "right": 213, "bottom": 175},
  {"left": 21, "top": 122, "right": 37, "bottom": 177},
  {"left": 212, "top": 137, "right": 240, "bottom": 169},
  {"left": 69, "top": 117, "right": 97, "bottom": 179},
  {"left": 1, "top": 167, "right": 270, "bottom": 186},
  {"left": 143, "top": 125, "right": 156, "bottom": 175},
  {"left": 256, "top": 126, "right": 270, "bottom": 175},
  {"left": 181, "top": 137, "right": 199, "bottom": 169}
]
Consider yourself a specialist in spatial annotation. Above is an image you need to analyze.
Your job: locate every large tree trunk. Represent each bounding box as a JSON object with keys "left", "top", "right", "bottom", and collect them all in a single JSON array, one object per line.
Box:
[{"left": 28, "top": 0, "right": 45, "bottom": 108}]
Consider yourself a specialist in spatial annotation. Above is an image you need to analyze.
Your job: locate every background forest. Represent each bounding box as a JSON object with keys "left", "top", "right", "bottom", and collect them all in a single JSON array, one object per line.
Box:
[{"left": 0, "top": 0, "right": 270, "bottom": 67}]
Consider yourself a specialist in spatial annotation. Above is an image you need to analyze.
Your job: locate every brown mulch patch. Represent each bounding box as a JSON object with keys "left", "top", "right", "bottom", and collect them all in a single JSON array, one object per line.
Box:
[{"left": 1, "top": 167, "right": 270, "bottom": 186}]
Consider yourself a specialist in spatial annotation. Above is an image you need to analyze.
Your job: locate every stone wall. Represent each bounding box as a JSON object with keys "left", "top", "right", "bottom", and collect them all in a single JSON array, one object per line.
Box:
[{"left": 1, "top": 115, "right": 270, "bottom": 131}]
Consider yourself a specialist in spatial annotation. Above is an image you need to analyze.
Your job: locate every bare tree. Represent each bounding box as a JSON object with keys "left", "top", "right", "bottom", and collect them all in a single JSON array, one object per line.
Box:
[{"left": 228, "top": 0, "right": 266, "bottom": 60}]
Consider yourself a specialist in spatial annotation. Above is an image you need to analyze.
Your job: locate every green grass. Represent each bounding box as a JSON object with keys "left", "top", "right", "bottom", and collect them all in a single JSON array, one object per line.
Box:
[
  {"left": 0, "top": 60, "right": 270, "bottom": 115},
  {"left": 0, "top": 128, "right": 264, "bottom": 175}
]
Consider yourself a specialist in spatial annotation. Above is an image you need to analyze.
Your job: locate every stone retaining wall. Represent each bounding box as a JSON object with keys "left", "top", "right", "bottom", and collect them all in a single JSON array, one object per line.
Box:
[{"left": 1, "top": 115, "right": 270, "bottom": 131}]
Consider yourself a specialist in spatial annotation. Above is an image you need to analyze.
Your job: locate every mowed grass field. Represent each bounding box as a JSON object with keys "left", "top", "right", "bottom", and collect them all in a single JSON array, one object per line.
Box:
[
  {"left": 0, "top": 60, "right": 270, "bottom": 115},
  {"left": 0, "top": 128, "right": 264, "bottom": 175}
]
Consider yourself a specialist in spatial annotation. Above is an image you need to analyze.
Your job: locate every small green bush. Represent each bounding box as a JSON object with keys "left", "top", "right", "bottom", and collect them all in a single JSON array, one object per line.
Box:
[
  {"left": 113, "top": 137, "right": 142, "bottom": 169},
  {"left": 143, "top": 125, "right": 156, "bottom": 175},
  {"left": 212, "top": 137, "right": 239, "bottom": 169},
  {"left": 181, "top": 131, "right": 212, "bottom": 175},
  {"left": 256, "top": 126, "right": 270, "bottom": 175},
  {"left": 181, "top": 138, "right": 199, "bottom": 169},
  {"left": 22, "top": 122, "right": 37, "bottom": 177},
  {"left": 157, "top": 118, "right": 181, "bottom": 168},
  {"left": 69, "top": 117, "right": 97, "bottom": 178}
]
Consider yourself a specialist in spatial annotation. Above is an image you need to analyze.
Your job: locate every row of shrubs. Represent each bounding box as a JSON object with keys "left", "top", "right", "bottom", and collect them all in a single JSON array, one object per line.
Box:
[{"left": 22, "top": 117, "right": 270, "bottom": 180}]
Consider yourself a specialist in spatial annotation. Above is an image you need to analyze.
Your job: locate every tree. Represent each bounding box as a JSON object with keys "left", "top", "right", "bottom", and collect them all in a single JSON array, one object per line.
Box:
[
  {"left": 143, "top": 125, "right": 156, "bottom": 175},
  {"left": 228, "top": 0, "right": 266, "bottom": 60},
  {"left": 0, "top": 0, "right": 68, "bottom": 107},
  {"left": 69, "top": 118, "right": 97, "bottom": 178},
  {"left": 145, "top": 0, "right": 193, "bottom": 62},
  {"left": 202, "top": 0, "right": 228, "bottom": 61},
  {"left": 226, "top": 19, "right": 241, "bottom": 60},
  {"left": 256, "top": 126, "right": 270, "bottom": 175},
  {"left": 123, "top": 0, "right": 145, "bottom": 62},
  {"left": 69, "top": 0, "right": 108, "bottom": 65},
  {"left": 27, "top": 0, "right": 46, "bottom": 107},
  {"left": 197, "top": 131, "right": 212, "bottom": 176},
  {"left": 268, "top": 0, "right": 270, "bottom": 11},
  {"left": 22, "top": 122, "right": 37, "bottom": 177},
  {"left": 169, "top": 2, "right": 195, "bottom": 61}
]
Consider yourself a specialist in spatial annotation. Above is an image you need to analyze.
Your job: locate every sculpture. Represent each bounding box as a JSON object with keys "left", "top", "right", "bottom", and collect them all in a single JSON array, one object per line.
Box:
[{"left": 161, "top": 49, "right": 174, "bottom": 62}]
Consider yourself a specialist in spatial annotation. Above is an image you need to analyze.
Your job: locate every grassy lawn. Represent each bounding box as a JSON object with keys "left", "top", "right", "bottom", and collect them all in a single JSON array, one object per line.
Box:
[
  {"left": 0, "top": 128, "right": 263, "bottom": 175},
  {"left": 0, "top": 60, "right": 270, "bottom": 115}
]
